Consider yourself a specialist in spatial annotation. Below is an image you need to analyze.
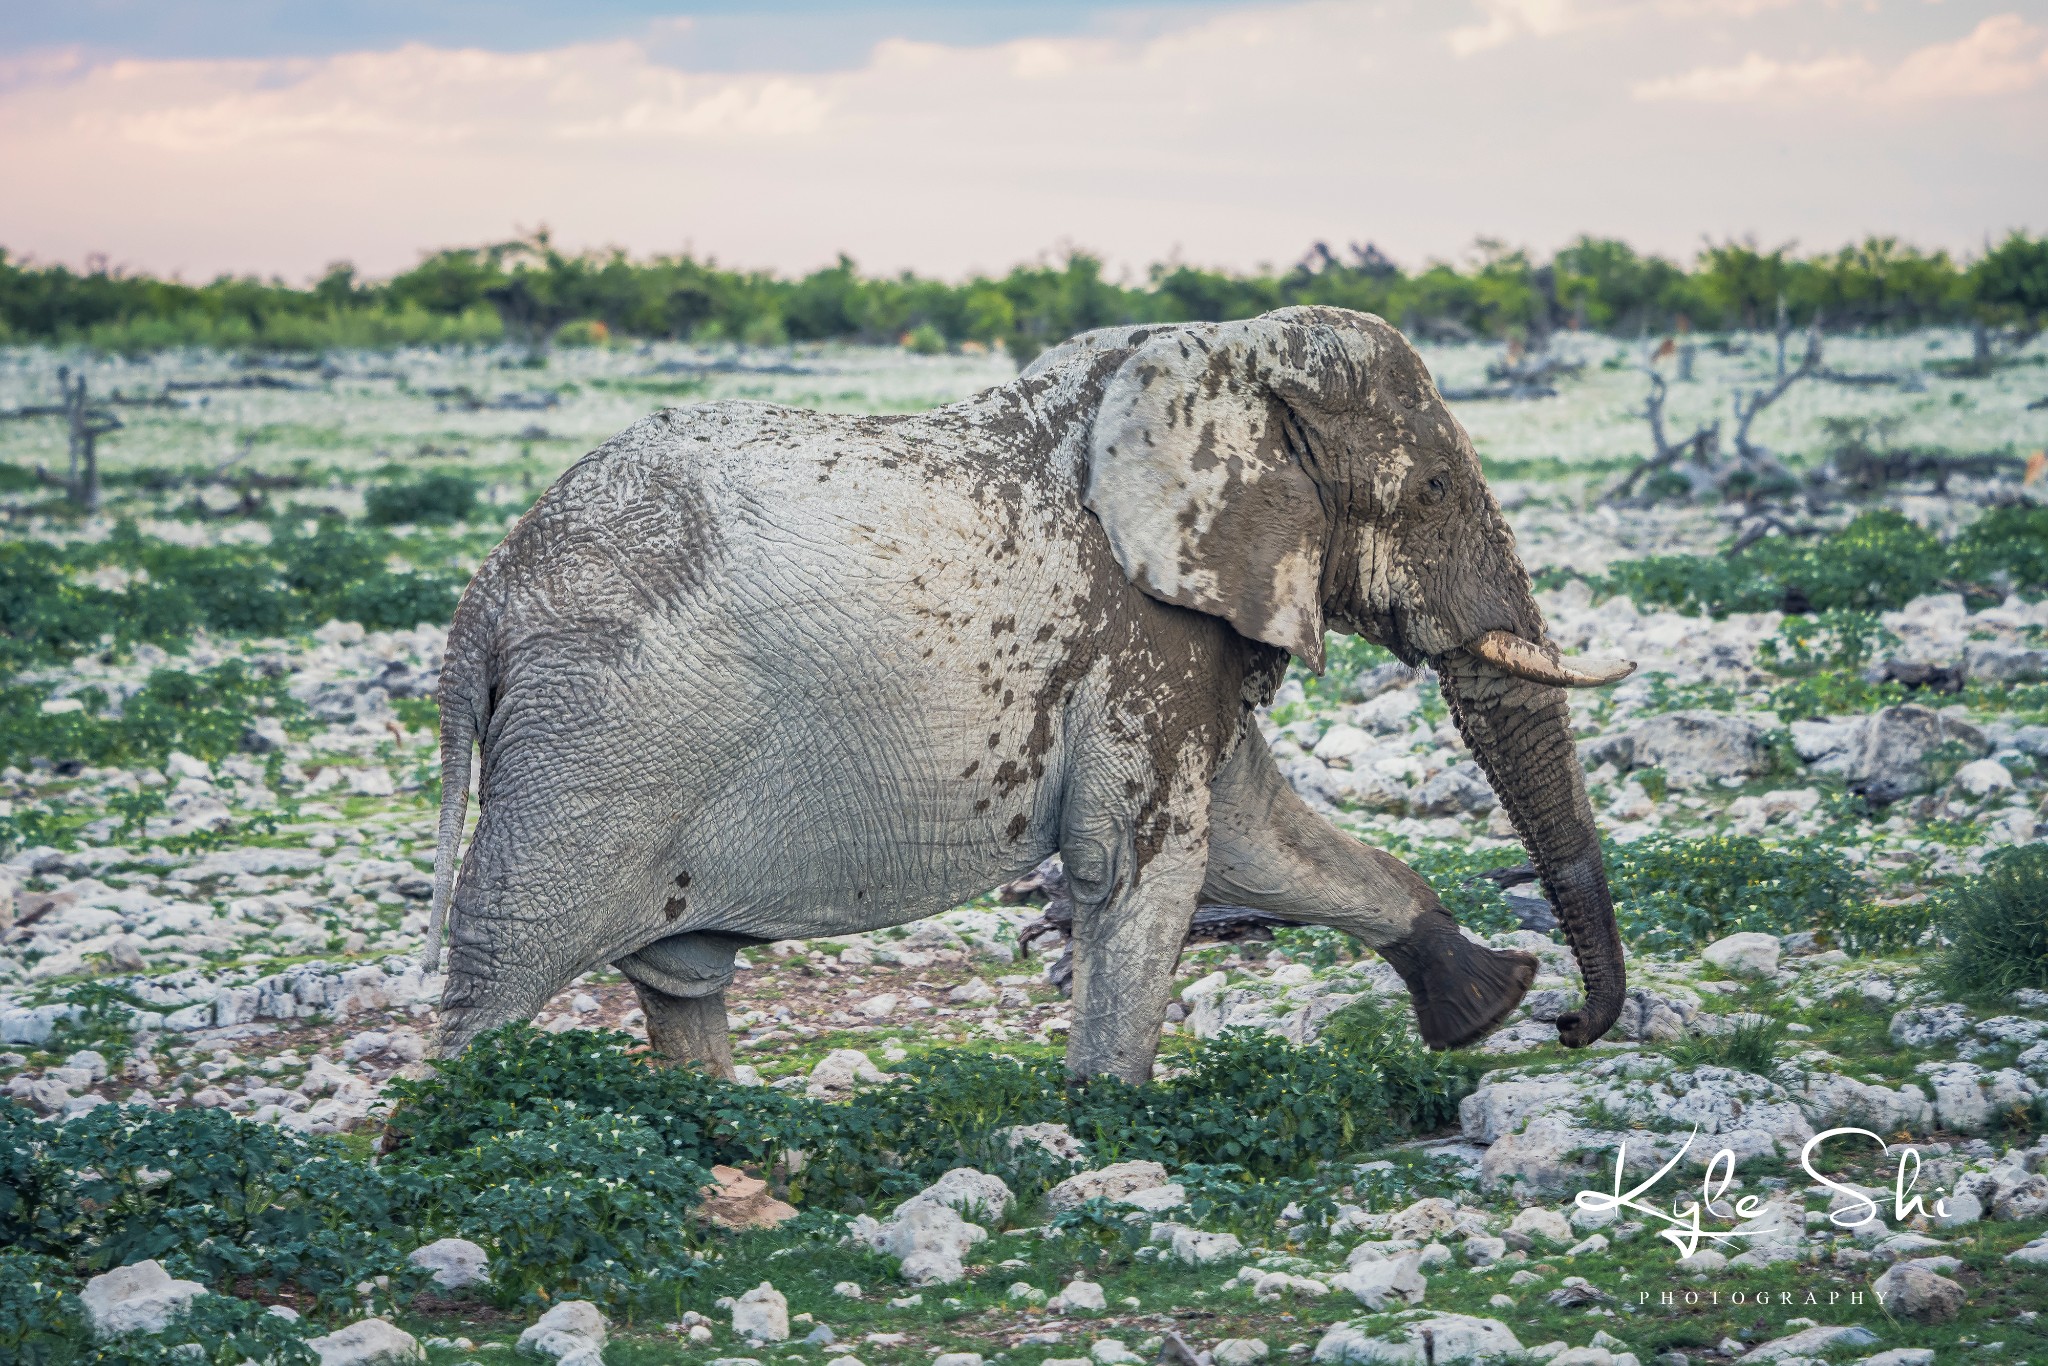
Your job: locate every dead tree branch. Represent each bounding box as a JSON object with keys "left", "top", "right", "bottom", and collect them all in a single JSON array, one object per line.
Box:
[{"left": 1602, "top": 363, "right": 1720, "bottom": 505}]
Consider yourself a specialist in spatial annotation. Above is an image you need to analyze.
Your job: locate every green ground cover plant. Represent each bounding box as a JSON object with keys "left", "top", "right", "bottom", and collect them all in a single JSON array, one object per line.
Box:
[
  {"left": 1604, "top": 833, "right": 1865, "bottom": 953},
  {"left": 1937, "top": 843, "right": 2048, "bottom": 999},
  {"left": 1598, "top": 506, "right": 2048, "bottom": 617},
  {"left": 0, "top": 521, "right": 464, "bottom": 669},
  {"left": 0, "top": 1013, "right": 1476, "bottom": 1340},
  {"left": 0, "top": 660, "right": 302, "bottom": 770},
  {"left": 363, "top": 471, "right": 480, "bottom": 526}
]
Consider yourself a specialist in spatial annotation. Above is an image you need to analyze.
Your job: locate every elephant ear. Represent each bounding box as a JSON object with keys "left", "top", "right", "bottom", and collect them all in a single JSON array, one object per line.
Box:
[{"left": 1085, "top": 312, "right": 1384, "bottom": 671}]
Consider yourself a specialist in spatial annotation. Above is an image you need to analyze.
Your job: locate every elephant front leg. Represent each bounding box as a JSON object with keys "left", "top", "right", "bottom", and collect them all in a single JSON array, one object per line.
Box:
[
  {"left": 1061, "top": 789, "right": 1211, "bottom": 1085},
  {"left": 1203, "top": 731, "right": 1536, "bottom": 1050},
  {"left": 633, "top": 982, "right": 736, "bottom": 1077}
]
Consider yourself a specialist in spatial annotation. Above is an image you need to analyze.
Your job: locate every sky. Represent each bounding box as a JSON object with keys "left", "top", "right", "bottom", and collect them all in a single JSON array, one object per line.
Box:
[{"left": 1, "top": 0, "right": 2044, "bottom": 284}]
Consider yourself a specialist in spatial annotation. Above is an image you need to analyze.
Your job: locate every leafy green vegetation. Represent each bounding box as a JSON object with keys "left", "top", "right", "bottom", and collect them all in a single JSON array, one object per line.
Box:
[
  {"left": 1598, "top": 507, "right": 2048, "bottom": 618},
  {"left": 1937, "top": 843, "right": 2048, "bottom": 999},
  {"left": 388, "top": 1008, "right": 1473, "bottom": 1211},
  {"left": 0, "top": 521, "right": 464, "bottom": 669},
  {"left": 1604, "top": 833, "right": 1866, "bottom": 953},
  {"left": 1666, "top": 1014, "right": 1787, "bottom": 1074},
  {"left": 0, "top": 661, "right": 301, "bottom": 771},
  {"left": 363, "top": 471, "right": 480, "bottom": 527}
]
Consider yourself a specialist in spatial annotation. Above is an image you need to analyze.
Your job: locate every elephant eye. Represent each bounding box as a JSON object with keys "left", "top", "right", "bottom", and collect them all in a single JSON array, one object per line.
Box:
[{"left": 1420, "top": 475, "right": 1449, "bottom": 506}]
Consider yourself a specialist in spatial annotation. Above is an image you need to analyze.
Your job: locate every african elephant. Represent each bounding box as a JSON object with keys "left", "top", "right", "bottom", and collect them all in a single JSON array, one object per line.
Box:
[{"left": 424, "top": 306, "right": 1634, "bottom": 1083}]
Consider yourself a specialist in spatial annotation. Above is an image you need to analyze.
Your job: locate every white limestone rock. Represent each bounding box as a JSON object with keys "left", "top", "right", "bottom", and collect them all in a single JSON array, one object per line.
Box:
[
  {"left": 79, "top": 1260, "right": 208, "bottom": 1339},
  {"left": 307, "top": 1319, "right": 428, "bottom": 1366}
]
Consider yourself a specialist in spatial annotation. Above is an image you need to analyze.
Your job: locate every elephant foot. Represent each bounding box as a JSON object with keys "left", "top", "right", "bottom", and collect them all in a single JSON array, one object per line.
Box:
[
  {"left": 1376, "top": 906, "right": 1538, "bottom": 1050},
  {"left": 633, "top": 982, "right": 735, "bottom": 1078}
]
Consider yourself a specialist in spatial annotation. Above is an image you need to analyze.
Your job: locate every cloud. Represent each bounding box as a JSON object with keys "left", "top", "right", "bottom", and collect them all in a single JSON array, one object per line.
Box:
[
  {"left": 0, "top": 0, "right": 2040, "bottom": 284},
  {"left": 1634, "top": 12, "right": 2048, "bottom": 102},
  {"left": 1446, "top": 0, "right": 1797, "bottom": 57},
  {"left": 1632, "top": 50, "right": 1873, "bottom": 100},
  {"left": 1447, "top": 0, "right": 1612, "bottom": 57},
  {"left": 1890, "top": 13, "right": 2048, "bottom": 98}
]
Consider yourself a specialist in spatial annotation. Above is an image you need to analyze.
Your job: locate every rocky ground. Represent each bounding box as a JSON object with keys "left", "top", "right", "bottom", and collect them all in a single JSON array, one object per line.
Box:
[{"left": 2, "top": 332, "right": 2046, "bottom": 1366}]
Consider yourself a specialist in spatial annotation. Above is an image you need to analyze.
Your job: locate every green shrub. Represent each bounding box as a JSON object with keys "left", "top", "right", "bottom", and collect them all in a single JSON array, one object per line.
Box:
[
  {"left": 1950, "top": 503, "right": 2048, "bottom": 594},
  {"left": 387, "top": 1012, "right": 1474, "bottom": 1211},
  {"left": 904, "top": 323, "right": 946, "bottom": 355},
  {"left": 1605, "top": 833, "right": 1862, "bottom": 953},
  {"left": 1937, "top": 844, "right": 2048, "bottom": 999},
  {"left": 363, "top": 472, "right": 479, "bottom": 526},
  {"left": 1668, "top": 1016, "right": 1786, "bottom": 1074},
  {"left": 1603, "top": 511, "right": 1948, "bottom": 617},
  {"left": 1755, "top": 609, "right": 1896, "bottom": 675},
  {"left": 430, "top": 1113, "right": 708, "bottom": 1306},
  {"left": 0, "top": 661, "right": 300, "bottom": 771},
  {"left": 100, "top": 1293, "right": 319, "bottom": 1366},
  {"left": 0, "top": 1251, "right": 88, "bottom": 1366},
  {"left": 0, "top": 522, "right": 466, "bottom": 669}
]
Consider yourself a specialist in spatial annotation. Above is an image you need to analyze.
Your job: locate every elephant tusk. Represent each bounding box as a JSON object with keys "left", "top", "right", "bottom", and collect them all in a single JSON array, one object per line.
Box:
[{"left": 1466, "top": 630, "right": 1637, "bottom": 688}]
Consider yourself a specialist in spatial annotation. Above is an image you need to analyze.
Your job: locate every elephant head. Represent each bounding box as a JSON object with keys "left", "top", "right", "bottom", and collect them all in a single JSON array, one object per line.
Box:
[{"left": 1084, "top": 306, "right": 1632, "bottom": 1048}]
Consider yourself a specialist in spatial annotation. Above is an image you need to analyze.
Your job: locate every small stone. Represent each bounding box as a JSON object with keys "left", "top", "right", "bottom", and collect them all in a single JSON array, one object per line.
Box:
[
  {"left": 1954, "top": 758, "right": 2014, "bottom": 796},
  {"left": 1046, "top": 1161, "right": 1169, "bottom": 1211},
  {"left": 1211, "top": 1340, "right": 1269, "bottom": 1366},
  {"left": 999, "top": 1121, "right": 1086, "bottom": 1162},
  {"left": 307, "top": 1319, "right": 427, "bottom": 1366},
  {"left": 1508, "top": 1206, "right": 1573, "bottom": 1247},
  {"left": 79, "top": 1260, "right": 208, "bottom": 1338},
  {"left": 514, "top": 1302, "right": 608, "bottom": 1366},
  {"left": 933, "top": 1353, "right": 981, "bottom": 1366},
  {"left": 806, "top": 1049, "right": 886, "bottom": 1099},
  {"left": 1871, "top": 1262, "right": 1965, "bottom": 1323},
  {"left": 1048, "top": 1278, "right": 1106, "bottom": 1314},
  {"left": 1329, "top": 1254, "right": 1426, "bottom": 1311},
  {"left": 2007, "top": 1233, "right": 2048, "bottom": 1265},
  {"left": 1170, "top": 1228, "right": 1243, "bottom": 1266},
  {"left": 732, "top": 1282, "right": 790, "bottom": 1342},
  {"left": 1089, "top": 1341, "right": 1138, "bottom": 1365},
  {"left": 408, "top": 1237, "right": 490, "bottom": 1290},
  {"left": 1464, "top": 1236, "right": 1508, "bottom": 1265},
  {"left": 702, "top": 1164, "right": 800, "bottom": 1229},
  {"left": 1733, "top": 1325, "right": 1878, "bottom": 1362},
  {"left": 1701, "top": 932, "right": 1780, "bottom": 979},
  {"left": 832, "top": 1282, "right": 863, "bottom": 1298}
]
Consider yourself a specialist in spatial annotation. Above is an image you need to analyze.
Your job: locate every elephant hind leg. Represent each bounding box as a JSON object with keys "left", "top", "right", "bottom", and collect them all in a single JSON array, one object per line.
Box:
[
  {"left": 1204, "top": 732, "right": 1535, "bottom": 1050},
  {"left": 633, "top": 982, "right": 735, "bottom": 1077},
  {"left": 614, "top": 930, "right": 754, "bottom": 1077}
]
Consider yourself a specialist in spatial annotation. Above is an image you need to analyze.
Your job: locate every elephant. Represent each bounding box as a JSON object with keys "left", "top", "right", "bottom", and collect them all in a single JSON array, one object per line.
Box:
[{"left": 423, "top": 305, "right": 1635, "bottom": 1083}]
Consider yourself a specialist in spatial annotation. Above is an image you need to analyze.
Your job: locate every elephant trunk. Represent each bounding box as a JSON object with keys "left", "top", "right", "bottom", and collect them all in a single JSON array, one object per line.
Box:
[{"left": 1435, "top": 650, "right": 1625, "bottom": 1047}]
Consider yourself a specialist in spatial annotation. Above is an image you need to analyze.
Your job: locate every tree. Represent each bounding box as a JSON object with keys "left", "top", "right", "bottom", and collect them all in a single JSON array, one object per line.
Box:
[{"left": 1967, "top": 231, "right": 2048, "bottom": 372}]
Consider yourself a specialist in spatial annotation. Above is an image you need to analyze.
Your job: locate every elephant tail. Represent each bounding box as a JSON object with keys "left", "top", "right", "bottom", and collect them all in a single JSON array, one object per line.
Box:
[{"left": 423, "top": 646, "right": 484, "bottom": 975}]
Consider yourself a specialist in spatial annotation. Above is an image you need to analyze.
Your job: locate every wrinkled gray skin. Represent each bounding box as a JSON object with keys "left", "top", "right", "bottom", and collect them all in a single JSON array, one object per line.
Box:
[{"left": 427, "top": 307, "right": 1626, "bottom": 1082}]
